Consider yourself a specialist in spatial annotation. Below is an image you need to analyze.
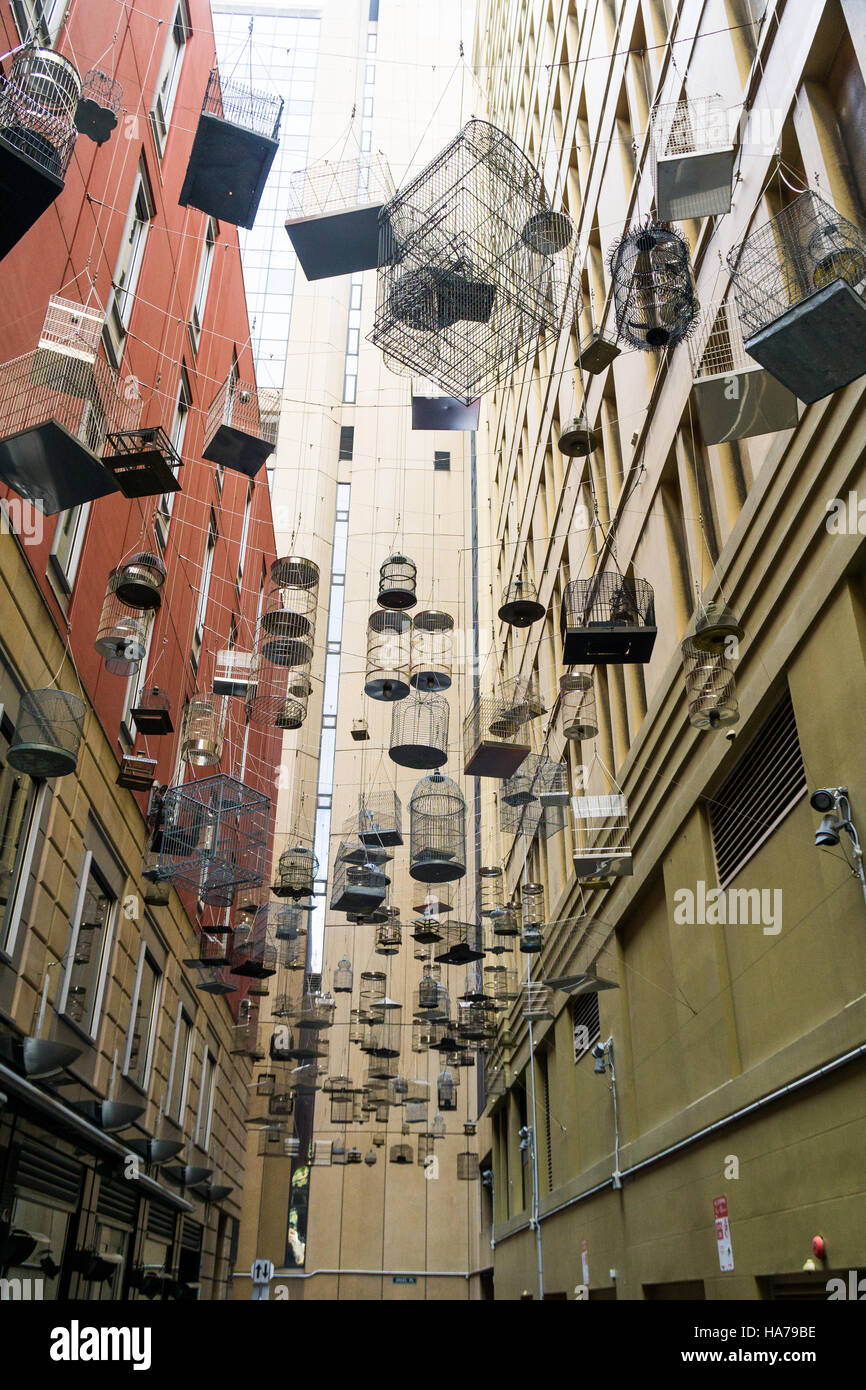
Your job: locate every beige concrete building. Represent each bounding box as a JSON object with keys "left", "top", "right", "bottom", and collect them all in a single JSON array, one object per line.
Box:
[{"left": 472, "top": 0, "right": 866, "bottom": 1300}]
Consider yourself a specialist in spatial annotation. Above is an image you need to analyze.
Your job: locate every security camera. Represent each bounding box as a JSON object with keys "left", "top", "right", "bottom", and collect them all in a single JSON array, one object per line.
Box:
[
  {"left": 591, "top": 1042, "right": 605, "bottom": 1059},
  {"left": 810, "top": 788, "right": 839, "bottom": 813},
  {"left": 815, "top": 814, "right": 842, "bottom": 848}
]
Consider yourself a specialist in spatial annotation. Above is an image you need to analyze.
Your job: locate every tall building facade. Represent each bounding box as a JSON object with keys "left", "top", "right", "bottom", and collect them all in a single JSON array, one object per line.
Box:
[
  {"left": 232, "top": 0, "right": 493, "bottom": 1300},
  {"left": 472, "top": 0, "right": 866, "bottom": 1300},
  {"left": 0, "top": 0, "right": 281, "bottom": 1299}
]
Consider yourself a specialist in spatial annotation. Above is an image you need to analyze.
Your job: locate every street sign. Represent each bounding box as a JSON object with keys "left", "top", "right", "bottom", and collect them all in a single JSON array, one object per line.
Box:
[
  {"left": 251, "top": 1258, "right": 275, "bottom": 1285},
  {"left": 713, "top": 1196, "right": 734, "bottom": 1271},
  {"left": 393, "top": 1275, "right": 417, "bottom": 1284}
]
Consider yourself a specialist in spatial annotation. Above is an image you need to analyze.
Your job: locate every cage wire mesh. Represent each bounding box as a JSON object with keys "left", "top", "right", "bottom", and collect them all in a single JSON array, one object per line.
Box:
[
  {"left": 6, "top": 688, "right": 86, "bottom": 778},
  {"left": 369, "top": 119, "right": 581, "bottom": 400},
  {"left": 561, "top": 572, "right": 657, "bottom": 664},
  {"left": 75, "top": 68, "right": 122, "bottom": 144},
  {"left": 609, "top": 220, "right": 699, "bottom": 350},
  {"left": 179, "top": 694, "right": 226, "bottom": 767},
  {"left": 572, "top": 787, "right": 633, "bottom": 879},
  {"left": 358, "top": 788, "right": 403, "bottom": 847},
  {"left": 648, "top": 94, "right": 734, "bottom": 221},
  {"left": 259, "top": 556, "right": 319, "bottom": 667},
  {"left": 365, "top": 609, "right": 412, "bottom": 699},
  {"left": 202, "top": 372, "right": 281, "bottom": 476},
  {"left": 153, "top": 774, "right": 270, "bottom": 897},
  {"left": 390, "top": 690, "right": 450, "bottom": 769},
  {"left": 0, "top": 47, "right": 81, "bottom": 178},
  {"left": 681, "top": 638, "right": 740, "bottom": 729},
  {"left": 560, "top": 670, "right": 599, "bottom": 740},
  {"left": 286, "top": 150, "right": 394, "bottom": 220},
  {"left": 409, "top": 771, "right": 467, "bottom": 882},
  {"left": 410, "top": 609, "right": 454, "bottom": 690},
  {"left": 246, "top": 652, "right": 312, "bottom": 729}
]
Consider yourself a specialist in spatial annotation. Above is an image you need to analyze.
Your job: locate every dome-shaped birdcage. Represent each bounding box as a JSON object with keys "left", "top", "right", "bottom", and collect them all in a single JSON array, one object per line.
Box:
[
  {"left": 681, "top": 639, "right": 740, "bottom": 730},
  {"left": 111, "top": 551, "right": 166, "bottom": 611},
  {"left": 377, "top": 553, "right": 417, "bottom": 610},
  {"left": 390, "top": 1142, "right": 413, "bottom": 1164},
  {"left": 610, "top": 220, "right": 699, "bottom": 351},
  {"left": 180, "top": 694, "right": 225, "bottom": 767},
  {"left": 560, "top": 670, "right": 598, "bottom": 740},
  {"left": 333, "top": 956, "right": 354, "bottom": 993},
  {"left": 389, "top": 690, "right": 449, "bottom": 769},
  {"left": 437, "top": 1069, "right": 457, "bottom": 1110},
  {"left": 410, "top": 610, "right": 454, "bottom": 690},
  {"left": 684, "top": 600, "right": 745, "bottom": 656},
  {"left": 415, "top": 965, "right": 446, "bottom": 1016},
  {"left": 558, "top": 411, "right": 599, "bottom": 458},
  {"left": 498, "top": 575, "right": 545, "bottom": 627},
  {"left": 7, "top": 687, "right": 86, "bottom": 778},
  {"left": 273, "top": 843, "right": 318, "bottom": 898},
  {"left": 94, "top": 584, "right": 151, "bottom": 667},
  {"left": 561, "top": 572, "right": 657, "bottom": 665},
  {"left": 409, "top": 771, "right": 466, "bottom": 883},
  {"left": 259, "top": 556, "right": 319, "bottom": 667},
  {"left": 74, "top": 67, "right": 122, "bottom": 145},
  {"left": 375, "top": 915, "right": 402, "bottom": 955},
  {"left": 365, "top": 609, "right": 411, "bottom": 700}
]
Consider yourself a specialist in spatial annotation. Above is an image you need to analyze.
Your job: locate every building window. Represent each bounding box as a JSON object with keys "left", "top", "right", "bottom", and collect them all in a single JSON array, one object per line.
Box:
[
  {"left": 155, "top": 369, "right": 190, "bottom": 547},
  {"left": 11, "top": 0, "right": 66, "bottom": 45},
  {"left": 124, "top": 946, "right": 161, "bottom": 1089},
  {"left": 434, "top": 451, "right": 451, "bottom": 471},
  {"left": 167, "top": 1005, "right": 194, "bottom": 1123},
  {"left": 572, "top": 992, "right": 600, "bottom": 1061},
  {"left": 0, "top": 715, "right": 43, "bottom": 957},
  {"left": 190, "top": 218, "right": 218, "bottom": 353},
  {"left": 338, "top": 426, "right": 354, "bottom": 461},
  {"left": 60, "top": 854, "right": 117, "bottom": 1037},
  {"left": 107, "top": 162, "right": 155, "bottom": 357},
  {"left": 238, "top": 482, "right": 253, "bottom": 584},
  {"left": 49, "top": 503, "right": 90, "bottom": 592},
  {"left": 192, "top": 515, "right": 217, "bottom": 668},
  {"left": 151, "top": 0, "right": 191, "bottom": 156},
  {"left": 195, "top": 1049, "right": 217, "bottom": 1151}
]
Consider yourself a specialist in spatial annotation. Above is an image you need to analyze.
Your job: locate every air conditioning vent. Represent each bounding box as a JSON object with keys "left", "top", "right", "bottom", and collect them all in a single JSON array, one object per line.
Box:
[
  {"left": 15, "top": 1140, "right": 82, "bottom": 1206},
  {"left": 710, "top": 689, "right": 806, "bottom": 887}
]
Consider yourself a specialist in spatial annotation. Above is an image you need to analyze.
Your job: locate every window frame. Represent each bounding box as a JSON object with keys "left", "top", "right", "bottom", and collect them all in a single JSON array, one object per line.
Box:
[
  {"left": 155, "top": 368, "right": 191, "bottom": 549},
  {"left": 194, "top": 1047, "right": 217, "bottom": 1152},
  {"left": 106, "top": 161, "right": 155, "bottom": 361},
  {"left": 0, "top": 718, "right": 46, "bottom": 960},
  {"left": 57, "top": 851, "right": 119, "bottom": 1041},
  {"left": 189, "top": 217, "right": 218, "bottom": 354},
  {"left": 49, "top": 503, "right": 91, "bottom": 593},
  {"left": 122, "top": 942, "right": 162, "bottom": 1090},
  {"left": 150, "top": 0, "right": 192, "bottom": 158},
  {"left": 11, "top": 0, "right": 66, "bottom": 45},
  {"left": 191, "top": 514, "right": 217, "bottom": 669},
  {"left": 166, "top": 1002, "right": 194, "bottom": 1124}
]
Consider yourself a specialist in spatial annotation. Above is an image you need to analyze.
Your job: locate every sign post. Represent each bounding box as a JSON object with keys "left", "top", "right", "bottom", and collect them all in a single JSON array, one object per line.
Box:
[{"left": 251, "top": 1258, "right": 275, "bottom": 1301}]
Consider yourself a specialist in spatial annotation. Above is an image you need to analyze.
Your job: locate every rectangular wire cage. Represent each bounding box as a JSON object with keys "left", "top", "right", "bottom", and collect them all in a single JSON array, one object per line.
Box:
[
  {"left": 571, "top": 792, "right": 633, "bottom": 880},
  {"left": 202, "top": 374, "right": 281, "bottom": 477},
  {"left": 285, "top": 151, "right": 395, "bottom": 280},
  {"left": 154, "top": 774, "right": 271, "bottom": 896},
  {"left": 649, "top": 94, "right": 735, "bottom": 221},
  {"left": 368, "top": 119, "right": 580, "bottom": 401},
  {"left": 687, "top": 299, "right": 799, "bottom": 444},
  {"left": 726, "top": 189, "right": 866, "bottom": 402},
  {"left": 463, "top": 693, "right": 532, "bottom": 779},
  {"left": 179, "top": 67, "right": 283, "bottom": 229},
  {"left": 561, "top": 573, "right": 657, "bottom": 665},
  {"left": 358, "top": 788, "right": 403, "bottom": 847}
]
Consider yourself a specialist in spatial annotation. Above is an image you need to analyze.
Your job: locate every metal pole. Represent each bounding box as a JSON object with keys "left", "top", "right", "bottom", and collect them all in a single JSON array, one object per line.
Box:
[{"left": 521, "top": 828, "right": 544, "bottom": 1299}]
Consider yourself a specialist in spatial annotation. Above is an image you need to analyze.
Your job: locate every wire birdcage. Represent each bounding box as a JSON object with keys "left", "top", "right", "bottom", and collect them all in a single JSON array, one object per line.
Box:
[
  {"left": 681, "top": 638, "right": 740, "bottom": 730},
  {"left": 523, "top": 981, "right": 554, "bottom": 1022},
  {"left": 180, "top": 694, "right": 225, "bottom": 767},
  {"left": 6, "top": 688, "right": 86, "bottom": 778},
  {"left": 377, "top": 553, "right": 417, "bottom": 610},
  {"left": 410, "top": 610, "right": 454, "bottom": 690},
  {"left": 485, "top": 964, "right": 519, "bottom": 1009},
  {"left": 213, "top": 648, "right": 254, "bottom": 698},
  {"left": 375, "top": 915, "right": 402, "bottom": 955},
  {"left": 437, "top": 1069, "right": 457, "bottom": 1110},
  {"left": 273, "top": 843, "right": 317, "bottom": 898},
  {"left": 111, "top": 551, "right": 166, "bottom": 611},
  {"left": 74, "top": 67, "right": 122, "bottom": 145},
  {"left": 649, "top": 94, "right": 734, "bottom": 221},
  {"left": 498, "top": 574, "right": 546, "bottom": 626},
  {"left": 561, "top": 572, "right": 657, "bottom": 665},
  {"left": 457, "top": 1150, "right": 480, "bottom": 1180},
  {"left": 230, "top": 999, "right": 262, "bottom": 1057},
  {"left": 0, "top": 48, "right": 81, "bottom": 260},
  {"left": 246, "top": 652, "right": 312, "bottom": 730},
  {"left": 94, "top": 586, "right": 151, "bottom": 668},
  {"left": 409, "top": 771, "right": 466, "bottom": 882},
  {"left": 726, "top": 189, "right": 866, "bottom": 402},
  {"left": 369, "top": 119, "right": 580, "bottom": 400},
  {"left": 202, "top": 373, "right": 281, "bottom": 478},
  {"left": 180, "top": 67, "right": 283, "bottom": 229},
  {"left": 572, "top": 786, "right": 633, "bottom": 881},
  {"left": 390, "top": 1142, "right": 413, "bottom": 1164},
  {"left": 434, "top": 919, "right": 483, "bottom": 965},
  {"left": 259, "top": 556, "right": 319, "bottom": 667},
  {"left": 560, "top": 671, "right": 599, "bottom": 740},
  {"left": 154, "top": 774, "right": 271, "bottom": 896},
  {"left": 285, "top": 151, "right": 395, "bottom": 279},
  {"left": 330, "top": 840, "right": 390, "bottom": 913},
  {"left": 609, "top": 220, "right": 699, "bottom": 351},
  {"left": 365, "top": 609, "right": 411, "bottom": 700},
  {"left": 358, "top": 788, "right": 403, "bottom": 847},
  {"left": 463, "top": 682, "right": 534, "bottom": 779},
  {"left": 333, "top": 956, "right": 354, "bottom": 993},
  {"left": 389, "top": 690, "right": 449, "bottom": 770},
  {"left": 687, "top": 298, "right": 799, "bottom": 444},
  {"left": 480, "top": 865, "right": 504, "bottom": 918},
  {"left": 131, "top": 687, "right": 172, "bottom": 737}
]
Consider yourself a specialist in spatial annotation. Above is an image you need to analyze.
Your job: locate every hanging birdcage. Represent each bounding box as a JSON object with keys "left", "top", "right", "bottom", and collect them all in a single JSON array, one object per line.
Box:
[
  {"left": 330, "top": 840, "right": 389, "bottom": 913},
  {"left": 358, "top": 970, "right": 387, "bottom": 1020},
  {"left": 116, "top": 753, "right": 157, "bottom": 791},
  {"left": 572, "top": 785, "right": 633, "bottom": 881},
  {"left": 102, "top": 424, "right": 183, "bottom": 500},
  {"left": 180, "top": 66, "right": 283, "bottom": 228},
  {"left": 560, "top": 671, "right": 598, "bottom": 740},
  {"left": 273, "top": 843, "right": 317, "bottom": 899},
  {"left": 434, "top": 919, "right": 483, "bottom": 965},
  {"left": 351, "top": 718, "right": 369, "bottom": 741},
  {"left": 687, "top": 299, "right": 799, "bottom": 444},
  {"left": 6, "top": 688, "right": 86, "bottom": 778},
  {"left": 358, "top": 788, "right": 403, "bottom": 847},
  {"left": 480, "top": 865, "right": 504, "bottom": 918},
  {"left": 279, "top": 937, "right": 306, "bottom": 971},
  {"left": 258, "top": 1127, "right": 299, "bottom": 1159},
  {"left": 333, "top": 956, "right": 354, "bottom": 993},
  {"left": 213, "top": 648, "right": 254, "bottom": 698},
  {"left": 411, "top": 377, "right": 481, "bottom": 429},
  {"left": 203, "top": 373, "right": 280, "bottom": 477},
  {"left": 457, "top": 1150, "right": 480, "bottom": 1180},
  {"left": 409, "top": 772, "right": 466, "bottom": 883},
  {"left": 112, "top": 552, "right": 166, "bottom": 611},
  {"left": 389, "top": 691, "right": 449, "bottom": 770},
  {"left": 0, "top": 48, "right": 81, "bottom": 260},
  {"left": 230, "top": 999, "right": 262, "bottom": 1057},
  {"left": 182, "top": 930, "right": 233, "bottom": 971},
  {"left": 579, "top": 326, "right": 621, "bottom": 373},
  {"left": 649, "top": 93, "right": 735, "bottom": 221},
  {"left": 561, "top": 572, "right": 657, "bottom": 665},
  {"left": 458, "top": 999, "right": 494, "bottom": 1044},
  {"left": 142, "top": 850, "right": 171, "bottom": 907},
  {"left": 414, "top": 965, "right": 446, "bottom": 1016},
  {"left": 180, "top": 694, "right": 226, "bottom": 767},
  {"left": 437, "top": 1069, "right": 457, "bottom": 1110},
  {"left": 270, "top": 901, "right": 310, "bottom": 941},
  {"left": 259, "top": 556, "right": 319, "bottom": 667},
  {"left": 684, "top": 598, "right": 745, "bottom": 656},
  {"left": 681, "top": 638, "right": 740, "bottom": 730},
  {"left": 229, "top": 915, "right": 277, "bottom": 979},
  {"left": 369, "top": 119, "right": 580, "bottom": 400},
  {"left": 410, "top": 610, "right": 454, "bottom": 690},
  {"left": 523, "top": 981, "right": 554, "bottom": 1022},
  {"left": 390, "top": 1142, "right": 413, "bottom": 1164},
  {"left": 609, "top": 220, "right": 699, "bottom": 351},
  {"left": 365, "top": 609, "right": 411, "bottom": 700},
  {"left": 726, "top": 189, "right": 866, "bottom": 402},
  {"left": 285, "top": 150, "right": 395, "bottom": 280},
  {"left": 520, "top": 924, "right": 543, "bottom": 953},
  {"left": 485, "top": 964, "right": 519, "bottom": 1009},
  {"left": 362, "top": 1007, "right": 402, "bottom": 1059},
  {"left": 74, "top": 67, "right": 122, "bottom": 145},
  {"left": 377, "top": 553, "right": 417, "bottom": 610},
  {"left": 295, "top": 989, "right": 336, "bottom": 1030},
  {"left": 94, "top": 583, "right": 150, "bottom": 670},
  {"left": 131, "top": 687, "right": 173, "bottom": 736},
  {"left": 463, "top": 675, "right": 542, "bottom": 778},
  {"left": 405, "top": 1104, "right": 428, "bottom": 1126},
  {"left": 375, "top": 915, "right": 402, "bottom": 956},
  {"left": 498, "top": 575, "right": 545, "bottom": 627},
  {"left": 411, "top": 907, "right": 444, "bottom": 945},
  {"left": 558, "top": 411, "right": 599, "bottom": 458},
  {"left": 246, "top": 652, "right": 312, "bottom": 730},
  {"left": 153, "top": 774, "right": 271, "bottom": 897}
]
